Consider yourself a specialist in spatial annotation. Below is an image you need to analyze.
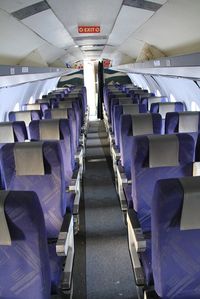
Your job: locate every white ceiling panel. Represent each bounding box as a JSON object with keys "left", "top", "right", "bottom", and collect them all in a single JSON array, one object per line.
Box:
[
  {"left": 61, "top": 52, "right": 83, "bottom": 64},
  {"left": 38, "top": 44, "right": 67, "bottom": 64},
  {"left": 63, "top": 47, "right": 83, "bottom": 62},
  {"left": 76, "top": 39, "right": 107, "bottom": 46},
  {"left": 108, "top": 6, "right": 153, "bottom": 46},
  {"left": 81, "top": 45, "right": 104, "bottom": 51},
  {"left": 47, "top": 0, "right": 123, "bottom": 37},
  {"left": 102, "top": 45, "right": 116, "bottom": 55},
  {"left": 22, "top": 9, "right": 74, "bottom": 49},
  {"left": 133, "top": 0, "right": 200, "bottom": 56},
  {"left": 119, "top": 37, "right": 144, "bottom": 58},
  {"left": 0, "top": 0, "right": 41, "bottom": 13},
  {"left": 0, "top": 9, "right": 44, "bottom": 64}
]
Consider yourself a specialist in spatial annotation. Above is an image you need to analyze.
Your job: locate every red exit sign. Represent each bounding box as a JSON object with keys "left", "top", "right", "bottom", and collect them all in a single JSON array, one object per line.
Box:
[{"left": 78, "top": 26, "right": 101, "bottom": 34}]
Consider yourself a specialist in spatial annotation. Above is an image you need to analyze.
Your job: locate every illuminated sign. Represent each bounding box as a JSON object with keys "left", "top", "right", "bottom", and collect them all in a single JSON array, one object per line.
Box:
[{"left": 78, "top": 26, "right": 100, "bottom": 34}]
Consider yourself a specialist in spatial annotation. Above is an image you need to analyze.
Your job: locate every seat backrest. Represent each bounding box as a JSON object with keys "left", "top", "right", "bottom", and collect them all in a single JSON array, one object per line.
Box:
[
  {"left": 119, "top": 113, "right": 162, "bottom": 179},
  {"left": 113, "top": 104, "right": 147, "bottom": 148},
  {"left": 150, "top": 102, "right": 184, "bottom": 118},
  {"left": 0, "top": 141, "right": 67, "bottom": 238},
  {"left": 152, "top": 176, "right": 200, "bottom": 299},
  {"left": 165, "top": 111, "right": 200, "bottom": 134},
  {"left": 29, "top": 119, "right": 74, "bottom": 183},
  {"left": 131, "top": 133, "right": 194, "bottom": 231},
  {"left": 141, "top": 96, "right": 168, "bottom": 111},
  {"left": 110, "top": 97, "right": 133, "bottom": 131},
  {"left": 9, "top": 110, "right": 41, "bottom": 126},
  {"left": 44, "top": 107, "right": 79, "bottom": 150},
  {"left": 0, "top": 121, "right": 27, "bottom": 142},
  {"left": 58, "top": 101, "right": 73, "bottom": 109},
  {"left": 23, "top": 103, "right": 41, "bottom": 110},
  {"left": 0, "top": 190, "right": 51, "bottom": 299},
  {"left": 23, "top": 103, "right": 49, "bottom": 115}
]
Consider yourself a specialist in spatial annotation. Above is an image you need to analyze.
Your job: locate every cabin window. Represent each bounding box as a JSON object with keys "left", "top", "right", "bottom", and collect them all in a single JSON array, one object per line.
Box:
[
  {"left": 155, "top": 89, "right": 161, "bottom": 96},
  {"left": 29, "top": 96, "right": 34, "bottom": 104},
  {"left": 13, "top": 102, "right": 20, "bottom": 111},
  {"left": 191, "top": 101, "right": 200, "bottom": 111},
  {"left": 170, "top": 94, "right": 176, "bottom": 102}
]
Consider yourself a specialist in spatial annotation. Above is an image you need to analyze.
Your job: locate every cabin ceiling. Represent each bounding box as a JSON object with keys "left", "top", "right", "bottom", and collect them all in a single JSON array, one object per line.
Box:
[{"left": 0, "top": 0, "right": 200, "bottom": 67}]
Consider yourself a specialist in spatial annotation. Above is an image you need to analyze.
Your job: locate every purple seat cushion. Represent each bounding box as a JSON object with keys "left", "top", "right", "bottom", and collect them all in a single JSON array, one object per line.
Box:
[
  {"left": 0, "top": 191, "right": 51, "bottom": 299},
  {"left": 152, "top": 179, "right": 200, "bottom": 298},
  {"left": 140, "top": 239, "right": 153, "bottom": 285},
  {"left": 48, "top": 243, "right": 64, "bottom": 294},
  {"left": 131, "top": 133, "right": 194, "bottom": 232},
  {"left": 0, "top": 142, "right": 67, "bottom": 238}
]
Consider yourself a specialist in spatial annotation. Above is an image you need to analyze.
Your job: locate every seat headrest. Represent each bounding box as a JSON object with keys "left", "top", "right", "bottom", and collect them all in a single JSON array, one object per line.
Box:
[
  {"left": 179, "top": 112, "right": 199, "bottom": 133},
  {"left": 15, "top": 111, "right": 32, "bottom": 126},
  {"left": 0, "top": 191, "right": 11, "bottom": 246},
  {"left": 51, "top": 109, "right": 68, "bottom": 119},
  {"left": 39, "top": 120, "right": 60, "bottom": 140},
  {"left": 37, "top": 99, "right": 50, "bottom": 104},
  {"left": 59, "top": 101, "right": 72, "bottom": 109},
  {"left": 148, "top": 135, "right": 179, "bottom": 167},
  {"left": 25, "top": 104, "right": 40, "bottom": 111},
  {"left": 159, "top": 103, "right": 176, "bottom": 119},
  {"left": 66, "top": 95, "right": 78, "bottom": 99},
  {"left": 132, "top": 114, "right": 153, "bottom": 136},
  {"left": 14, "top": 142, "right": 44, "bottom": 175},
  {"left": 180, "top": 176, "right": 200, "bottom": 230},
  {"left": 148, "top": 96, "right": 167, "bottom": 110},
  {"left": 123, "top": 104, "right": 139, "bottom": 115},
  {"left": 0, "top": 123, "right": 14, "bottom": 143},
  {"left": 118, "top": 98, "right": 131, "bottom": 105}
]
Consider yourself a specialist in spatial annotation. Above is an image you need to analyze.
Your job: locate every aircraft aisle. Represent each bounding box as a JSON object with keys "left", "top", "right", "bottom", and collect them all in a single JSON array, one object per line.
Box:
[{"left": 73, "top": 120, "right": 137, "bottom": 299}]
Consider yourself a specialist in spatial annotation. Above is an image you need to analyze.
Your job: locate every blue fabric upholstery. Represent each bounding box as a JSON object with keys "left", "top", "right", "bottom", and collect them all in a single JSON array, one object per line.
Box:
[
  {"left": 131, "top": 133, "right": 194, "bottom": 233},
  {"left": 152, "top": 178, "right": 200, "bottom": 298},
  {"left": 113, "top": 104, "right": 147, "bottom": 148},
  {"left": 0, "top": 142, "right": 68, "bottom": 238},
  {"left": 119, "top": 113, "right": 162, "bottom": 180},
  {"left": 165, "top": 111, "right": 200, "bottom": 134},
  {"left": 140, "top": 239, "right": 153, "bottom": 285},
  {"left": 13, "top": 121, "right": 28, "bottom": 141},
  {"left": 48, "top": 243, "right": 64, "bottom": 294},
  {"left": 141, "top": 96, "right": 168, "bottom": 111},
  {"left": 45, "top": 107, "right": 78, "bottom": 154},
  {"left": 22, "top": 103, "right": 49, "bottom": 116},
  {"left": 0, "top": 121, "right": 27, "bottom": 142},
  {"left": 29, "top": 119, "right": 74, "bottom": 185},
  {"left": 0, "top": 191, "right": 51, "bottom": 298},
  {"left": 110, "top": 96, "right": 132, "bottom": 129},
  {"left": 150, "top": 102, "right": 184, "bottom": 115},
  {"left": 9, "top": 110, "right": 42, "bottom": 123}
]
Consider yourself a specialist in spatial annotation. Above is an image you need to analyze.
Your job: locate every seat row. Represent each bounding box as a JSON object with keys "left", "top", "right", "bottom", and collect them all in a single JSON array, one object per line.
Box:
[
  {"left": 0, "top": 85, "right": 88, "bottom": 298},
  {"left": 105, "top": 83, "right": 200, "bottom": 299}
]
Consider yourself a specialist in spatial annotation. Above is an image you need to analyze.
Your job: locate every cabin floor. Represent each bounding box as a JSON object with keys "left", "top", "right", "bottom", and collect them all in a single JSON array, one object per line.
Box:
[{"left": 72, "top": 120, "right": 137, "bottom": 299}]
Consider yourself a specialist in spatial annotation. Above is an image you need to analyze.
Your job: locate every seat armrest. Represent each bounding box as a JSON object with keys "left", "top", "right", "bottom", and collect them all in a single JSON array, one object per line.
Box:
[
  {"left": 75, "top": 147, "right": 83, "bottom": 160},
  {"left": 127, "top": 209, "right": 146, "bottom": 252},
  {"left": 79, "top": 133, "right": 85, "bottom": 145},
  {"left": 68, "top": 169, "right": 80, "bottom": 192},
  {"left": 73, "top": 192, "right": 81, "bottom": 215},
  {"left": 111, "top": 146, "right": 121, "bottom": 160},
  {"left": 56, "top": 213, "right": 73, "bottom": 256},
  {"left": 193, "top": 162, "right": 200, "bottom": 176},
  {"left": 116, "top": 164, "right": 127, "bottom": 184},
  {"left": 108, "top": 132, "right": 115, "bottom": 145}
]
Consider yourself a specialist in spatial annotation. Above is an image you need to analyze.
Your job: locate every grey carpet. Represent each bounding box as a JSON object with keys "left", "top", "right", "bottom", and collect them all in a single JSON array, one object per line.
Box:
[{"left": 73, "top": 120, "right": 137, "bottom": 299}]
